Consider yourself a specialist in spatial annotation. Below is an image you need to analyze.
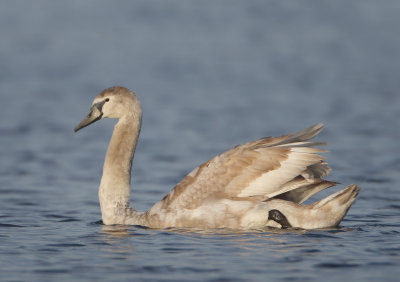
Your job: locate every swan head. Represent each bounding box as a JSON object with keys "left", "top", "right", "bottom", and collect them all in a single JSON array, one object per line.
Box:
[{"left": 74, "top": 86, "right": 142, "bottom": 132}]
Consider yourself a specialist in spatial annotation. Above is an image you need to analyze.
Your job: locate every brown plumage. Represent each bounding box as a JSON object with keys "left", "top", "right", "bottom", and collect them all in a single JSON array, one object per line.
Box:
[{"left": 75, "top": 86, "right": 359, "bottom": 230}]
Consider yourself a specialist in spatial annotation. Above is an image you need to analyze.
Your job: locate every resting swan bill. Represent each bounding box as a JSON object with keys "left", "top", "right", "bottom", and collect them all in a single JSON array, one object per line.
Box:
[{"left": 74, "top": 86, "right": 359, "bottom": 230}]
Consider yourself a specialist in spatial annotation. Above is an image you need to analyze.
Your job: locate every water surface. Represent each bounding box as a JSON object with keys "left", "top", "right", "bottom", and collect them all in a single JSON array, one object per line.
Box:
[{"left": 0, "top": 1, "right": 399, "bottom": 281}]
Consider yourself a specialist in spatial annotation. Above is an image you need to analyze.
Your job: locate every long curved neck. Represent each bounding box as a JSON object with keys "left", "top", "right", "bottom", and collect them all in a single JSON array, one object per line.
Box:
[
  {"left": 103, "top": 114, "right": 140, "bottom": 187},
  {"left": 99, "top": 113, "right": 143, "bottom": 224}
]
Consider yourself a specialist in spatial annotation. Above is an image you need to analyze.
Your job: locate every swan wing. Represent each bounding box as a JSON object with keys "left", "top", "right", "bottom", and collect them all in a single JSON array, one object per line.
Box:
[{"left": 152, "top": 123, "right": 330, "bottom": 211}]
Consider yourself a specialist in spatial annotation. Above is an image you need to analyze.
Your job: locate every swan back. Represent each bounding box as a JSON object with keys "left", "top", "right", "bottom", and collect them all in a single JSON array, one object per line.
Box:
[{"left": 150, "top": 123, "right": 329, "bottom": 212}]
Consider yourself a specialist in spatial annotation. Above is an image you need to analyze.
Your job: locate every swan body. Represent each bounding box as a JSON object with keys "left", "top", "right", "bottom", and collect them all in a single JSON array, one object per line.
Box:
[{"left": 74, "top": 86, "right": 359, "bottom": 230}]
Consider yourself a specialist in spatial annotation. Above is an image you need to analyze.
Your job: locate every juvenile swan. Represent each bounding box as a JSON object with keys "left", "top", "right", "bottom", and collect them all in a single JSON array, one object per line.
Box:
[{"left": 74, "top": 86, "right": 359, "bottom": 229}]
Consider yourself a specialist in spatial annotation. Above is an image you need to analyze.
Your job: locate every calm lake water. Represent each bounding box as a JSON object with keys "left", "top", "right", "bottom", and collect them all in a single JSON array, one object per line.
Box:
[{"left": 1, "top": 1, "right": 400, "bottom": 281}]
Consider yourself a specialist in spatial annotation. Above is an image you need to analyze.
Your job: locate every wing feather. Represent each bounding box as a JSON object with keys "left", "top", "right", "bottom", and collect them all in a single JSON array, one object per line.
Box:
[{"left": 151, "top": 123, "right": 330, "bottom": 211}]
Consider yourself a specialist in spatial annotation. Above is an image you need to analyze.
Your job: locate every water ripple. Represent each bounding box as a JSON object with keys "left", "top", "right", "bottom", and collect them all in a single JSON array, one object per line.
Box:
[
  {"left": 315, "top": 262, "right": 361, "bottom": 268},
  {"left": 1, "top": 1, "right": 400, "bottom": 281}
]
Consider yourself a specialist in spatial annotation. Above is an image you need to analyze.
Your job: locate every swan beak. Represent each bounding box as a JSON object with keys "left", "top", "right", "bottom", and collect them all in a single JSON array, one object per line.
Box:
[{"left": 74, "top": 104, "right": 103, "bottom": 132}]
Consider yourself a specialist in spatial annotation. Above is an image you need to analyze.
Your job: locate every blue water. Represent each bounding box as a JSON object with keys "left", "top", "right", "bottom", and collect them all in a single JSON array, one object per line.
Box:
[{"left": 1, "top": 1, "right": 400, "bottom": 281}]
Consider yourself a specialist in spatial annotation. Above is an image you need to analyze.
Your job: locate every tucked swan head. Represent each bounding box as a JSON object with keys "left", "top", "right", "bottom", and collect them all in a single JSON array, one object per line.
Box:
[{"left": 74, "top": 86, "right": 142, "bottom": 132}]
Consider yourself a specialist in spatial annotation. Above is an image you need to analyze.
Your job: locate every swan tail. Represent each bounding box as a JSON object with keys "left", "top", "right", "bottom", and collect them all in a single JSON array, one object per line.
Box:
[{"left": 266, "top": 184, "right": 359, "bottom": 229}]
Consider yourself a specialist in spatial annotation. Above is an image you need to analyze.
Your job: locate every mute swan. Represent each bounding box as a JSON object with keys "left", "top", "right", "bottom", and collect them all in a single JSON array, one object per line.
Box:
[{"left": 74, "top": 86, "right": 359, "bottom": 229}]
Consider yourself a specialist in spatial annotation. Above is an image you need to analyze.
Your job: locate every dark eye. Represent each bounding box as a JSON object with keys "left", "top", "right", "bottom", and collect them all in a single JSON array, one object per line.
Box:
[{"left": 105, "top": 98, "right": 110, "bottom": 102}]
